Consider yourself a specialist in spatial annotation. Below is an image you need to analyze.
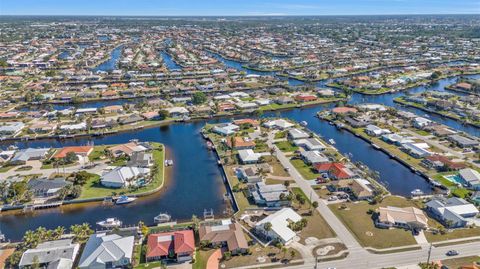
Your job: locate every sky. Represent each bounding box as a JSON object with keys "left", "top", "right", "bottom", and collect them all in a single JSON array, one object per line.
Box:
[{"left": 1, "top": 0, "right": 479, "bottom": 16}]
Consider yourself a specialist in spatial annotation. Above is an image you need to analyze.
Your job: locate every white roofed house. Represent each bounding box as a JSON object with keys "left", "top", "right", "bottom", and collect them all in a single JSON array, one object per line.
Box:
[
  {"left": 59, "top": 122, "right": 87, "bottom": 134},
  {"left": 78, "top": 233, "right": 135, "bottom": 269},
  {"left": 426, "top": 197, "right": 479, "bottom": 228},
  {"left": 255, "top": 208, "right": 302, "bottom": 244},
  {"left": 262, "top": 119, "right": 294, "bottom": 130},
  {"left": 287, "top": 128, "right": 310, "bottom": 140},
  {"left": 249, "top": 182, "right": 290, "bottom": 207},
  {"left": 19, "top": 239, "right": 80, "bottom": 269},
  {"left": 401, "top": 142, "right": 432, "bottom": 158},
  {"left": 294, "top": 137, "right": 326, "bottom": 151},
  {"left": 458, "top": 168, "right": 480, "bottom": 190},
  {"left": 212, "top": 123, "right": 240, "bottom": 136},
  {"left": 412, "top": 117, "right": 433, "bottom": 129},
  {"left": 376, "top": 206, "right": 428, "bottom": 230},
  {"left": 300, "top": 150, "right": 329, "bottom": 165},
  {"left": 237, "top": 149, "right": 270, "bottom": 164},
  {"left": 0, "top": 121, "right": 25, "bottom": 137},
  {"left": 166, "top": 107, "right": 189, "bottom": 118},
  {"left": 364, "top": 124, "right": 391, "bottom": 137},
  {"left": 101, "top": 166, "right": 151, "bottom": 188}
]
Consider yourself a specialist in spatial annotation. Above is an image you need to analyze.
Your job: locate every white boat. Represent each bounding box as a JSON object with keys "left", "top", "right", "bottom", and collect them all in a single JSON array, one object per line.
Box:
[
  {"left": 96, "top": 218, "right": 122, "bottom": 228},
  {"left": 164, "top": 159, "right": 174, "bottom": 166},
  {"left": 154, "top": 213, "right": 172, "bottom": 224},
  {"left": 328, "top": 139, "right": 336, "bottom": 145},
  {"left": 115, "top": 195, "right": 137, "bottom": 205},
  {"left": 411, "top": 189, "right": 424, "bottom": 196},
  {"left": 300, "top": 121, "right": 308, "bottom": 126}
]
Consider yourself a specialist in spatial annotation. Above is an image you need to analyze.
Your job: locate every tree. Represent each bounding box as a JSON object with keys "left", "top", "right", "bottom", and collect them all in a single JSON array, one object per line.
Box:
[
  {"left": 70, "top": 223, "right": 93, "bottom": 243},
  {"left": 191, "top": 215, "right": 200, "bottom": 233},
  {"left": 290, "top": 250, "right": 296, "bottom": 260},
  {"left": 311, "top": 201, "right": 319, "bottom": 211},
  {"left": 192, "top": 92, "right": 207, "bottom": 105},
  {"left": 222, "top": 251, "right": 232, "bottom": 261},
  {"left": 138, "top": 221, "right": 149, "bottom": 236},
  {"left": 64, "top": 152, "right": 79, "bottom": 164},
  {"left": 283, "top": 181, "right": 290, "bottom": 188},
  {"left": 158, "top": 109, "right": 169, "bottom": 120},
  {"left": 73, "top": 171, "right": 90, "bottom": 185}
]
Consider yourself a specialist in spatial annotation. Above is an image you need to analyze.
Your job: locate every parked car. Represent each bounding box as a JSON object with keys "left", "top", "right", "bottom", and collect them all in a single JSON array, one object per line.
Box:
[{"left": 446, "top": 250, "right": 459, "bottom": 256}]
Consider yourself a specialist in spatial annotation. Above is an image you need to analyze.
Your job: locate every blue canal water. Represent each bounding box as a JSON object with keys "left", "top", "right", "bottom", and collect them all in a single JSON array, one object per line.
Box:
[
  {"left": 91, "top": 46, "right": 123, "bottom": 73},
  {"left": 58, "top": 51, "right": 71, "bottom": 60},
  {"left": 160, "top": 51, "right": 182, "bottom": 71},
  {"left": 0, "top": 122, "right": 228, "bottom": 240}
]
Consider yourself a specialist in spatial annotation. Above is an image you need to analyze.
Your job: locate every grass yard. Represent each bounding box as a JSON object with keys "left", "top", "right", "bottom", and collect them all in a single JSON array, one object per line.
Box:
[
  {"left": 193, "top": 249, "right": 217, "bottom": 269},
  {"left": 266, "top": 156, "right": 290, "bottom": 177},
  {"left": 290, "top": 159, "right": 319, "bottom": 180},
  {"left": 275, "top": 141, "right": 299, "bottom": 152},
  {"left": 274, "top": 131, "right": 287, "bottom": 139},
  {"left": 79, "top": 143, "right": 165, "bottom": 199},
  {"left": 328, "top": 196, "right": 420, "bottom": 249},
  {"left": 221, "top": 244, "right": 301, "bottom": 268},
  {"left": 0, "top": 166, "right": 14, "bottom": 172},
  {"left": 298, "top": 209, "right": 336, "bottom": 243},
  {"left": 425, "top": 227, "right": 480, "bottom": 242},
  {"left": 441, "top": 256, "right": 480, "bottom": 269},
  {"left": 224, "top": 165, "right": 256, "bottom": 214},
  {"left": 265, "top": 178, "right": 293, "bottom": 185},
  {"left": 88, "top": 145, "right": 109, "bottom": 161}
]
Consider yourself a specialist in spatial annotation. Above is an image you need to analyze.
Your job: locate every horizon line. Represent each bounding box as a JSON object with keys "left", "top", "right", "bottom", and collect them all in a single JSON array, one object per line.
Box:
[{"left": 1, "top": 13, "right": 479, "bottom": 17}]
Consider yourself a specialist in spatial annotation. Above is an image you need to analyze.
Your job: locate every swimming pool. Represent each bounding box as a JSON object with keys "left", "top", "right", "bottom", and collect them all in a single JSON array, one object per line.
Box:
[{"left": 444, "top": 174, "right": 466, "bottom": 185}]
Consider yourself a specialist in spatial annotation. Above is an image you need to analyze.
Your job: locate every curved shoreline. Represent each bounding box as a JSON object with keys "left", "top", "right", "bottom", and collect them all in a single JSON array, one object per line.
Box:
[{"left": 0, "top": 144, "right": 170, "bottom": 214}]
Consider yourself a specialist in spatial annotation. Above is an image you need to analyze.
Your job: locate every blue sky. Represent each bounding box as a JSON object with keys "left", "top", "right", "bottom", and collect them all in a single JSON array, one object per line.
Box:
[{"left": 1, "top": 0, "right": 479, "bottom": 16}]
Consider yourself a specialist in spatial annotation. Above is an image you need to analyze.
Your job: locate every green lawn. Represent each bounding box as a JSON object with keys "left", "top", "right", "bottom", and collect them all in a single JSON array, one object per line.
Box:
[
  {"left": 40, "top": 162, "right": 78, "bottom": 170},
  {"left": 193, "top": 249, "right": 216, "bottom": 269},
  {"left": 425, "top": 227, "right": 480, "bottom": 242},
  {"left": 274, "top": 131, "right": 287, "bottom": 139},
  {"left": 88, "top": 145, "right": 109, "bottom": 162},
  {"left": 290, "top": 159, "right": 319, "bottom": 180},
  {"left": 329, "top": 196, "right": 419, "bottom": 249},
  {"left": 79, "top": 143, "right": 165, "bottom": 199},
  {"left": 275, "top": 141, "right": 298, "bottom": 152},
  {"left": 0, "top": 166, "right": 14, "bottom": 173}
]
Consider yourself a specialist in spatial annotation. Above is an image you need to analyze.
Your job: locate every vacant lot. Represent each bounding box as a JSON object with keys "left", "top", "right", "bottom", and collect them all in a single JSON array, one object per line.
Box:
[{"left": 290, "top": 159, "right": 319, "bottom": 180}]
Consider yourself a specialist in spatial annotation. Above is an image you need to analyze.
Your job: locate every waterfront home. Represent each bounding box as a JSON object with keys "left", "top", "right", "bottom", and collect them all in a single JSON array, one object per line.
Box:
[
  {"left": 19, "top": 239, "right": 80, "bottom": 269},
  {"left": 212, "top": 123, "right": 240, "bottom": 136},
  {"left": 413, "top": 117, "right": 433, "bottom": 129},
  {"left": 10, "top": 148, "right": 50, "bottom": 165},
  {"left": 0, "top": 121, "right": 25, "bottom": 136},
  {"left": 53, "top": 145, "right": 93, "bottom": 159},
  {"left": 401, "top": 142, "right": 432, "bottom": 158},
  {"left": 426, "top": 197, "right": 479, "bottom": 228},
  {"left": 300, "top": 150, "right": 329, "bottom": 165},
  {"left": 236, "top": 167, "right": 262, "bottom": 183},
  {"left": 332, "top": 107, "right": 358, "bottom": 115},
  {"left": 376, "top": 206, "right": 428, "bottom": 230},
  {"left": 458, "top": 168, "right": 480, "bottom": 190},
  {"left": 295, "top": 94, "right": 317, "bottom": 102},
  {"left": 108, "top": 142, "right": 150, "bottom": 158},
  {"left": 250, "top": 182, "right": 290, "bottom": 207},
  {"left": 226, "top": 136, "right": 256, "bottom": 150},
  {"left": 255, "top": 208, "right": 302, "bottom": 245},
  {"left": 238, "top": 149, "right": 269, "bottom": 164},
  {"left": 199, "top": 220, "right": 249, "bottom": 255},
  {"left": 233, "top": 118, "right": 260, "bottom": 127},
  {"left": 288, "top": 128, "right": 310, "bottom": 140},
  {"left": 75, "top": 107, "right": 98, "bottom": 115},
  {"left": 126, "top": 152, "right": 153, "bottom": 168},
  {"left": 425, "top": 125, "right": 457, "bottom": 137},
  {"left": 365, "top": 124, "right": 391, "bottom": 137},
  {"left": 104, "top": 105, "right": 124, "bottom": 114},
  {"left": 472, "top": 191, "right": 480, "bottom": 206},
  {"left": 217, "top": 103, "right": 236, "bottom": 112},
  {"left": 101, "top": 166, "right": 151, "bottom": 188},
  {"left": 59, "top": 122, "right": 87, "bottom": 133},
  {"left": 91, "top": 118, "right": 117, "bottom": 129},
  {"left": 275, "top": 96, "right": 295, "bottom": 105},
  {"left": 28, "top": 178, "right": 72, "bottom": 198},
  {"left": 314, "top": 162, "right": 355, "bottom": 180},
  {"left": 28, "top": 121, "right": 57, "bottom": 134},
  {"left": 166, "top": 107, "right": 189, "bottom": 118},
  {"left": 146, "top": 230, "right": 195, "bottom": 263},
  {"left": 448, "top": 134, "right": 479, "bottom": 148},
  {"left": 344, "top": 116, "right": 370, "bottom": 128},
  {"left": 236, "top": 102, "right": 258, "bottom": 110},
  {"left": 294, "top": 138, "right": 326, "bottom": 151},
  {"left": 119, "top": 114, "right": 143, "bottom": 125},
  {"left": 79, "top": 233, "right": 135, "bottom": 269},
  {"left": 332, "top": 178, "right": 374, "bottom": 200},
  {"left": 0, "top": 150, "right": 15, "bottom": 163},
  {"left": 263, "top": 119, "right": 294, "bottom": 130},
  {"left": 382, "top": 133, "right": 414, "bottom": 145},
  {"left": 422, "top": 154, "right": 466, "bottom": 171}
]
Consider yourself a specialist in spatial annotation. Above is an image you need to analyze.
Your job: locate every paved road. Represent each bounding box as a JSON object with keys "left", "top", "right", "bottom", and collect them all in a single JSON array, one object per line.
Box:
[
  {"left": 263, "top": 131, "right": 480, "bottom": 269},
  {"left": 267, "top": 133, "right": 364, "bottom": 252}
]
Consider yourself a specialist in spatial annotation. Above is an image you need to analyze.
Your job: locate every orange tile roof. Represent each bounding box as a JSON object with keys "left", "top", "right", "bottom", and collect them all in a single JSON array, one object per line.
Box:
[{"left": 53, "top": 146, "right": 93, "bottom": 159}]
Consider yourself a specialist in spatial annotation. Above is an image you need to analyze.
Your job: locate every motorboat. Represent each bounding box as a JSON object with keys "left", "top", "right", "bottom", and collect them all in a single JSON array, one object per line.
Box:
[
  {"left": 154, "top": 213, "right": 172, "bottom": 224},
  {"left": 300, "top": 121, "right": 308, "bottom": 126},
  {"left": 411, "top": 189, "right": 424, "bottom": 196},
  {"left": 164, "top": 159, "right": 174, "bottom": 166},
  {"left": 115, "top": 195, "right": 137, "bottom": 205},
  {"left": 96, "top": 218, "right": 122, "bottom": 228},
  {"left": 328, "top": 139, "right": 336, "bottom": 145}
]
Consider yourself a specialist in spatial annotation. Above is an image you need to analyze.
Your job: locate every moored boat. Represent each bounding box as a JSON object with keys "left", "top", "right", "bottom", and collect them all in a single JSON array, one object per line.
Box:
[
  {"left": 154, "top": 213, "right": 172, "bottom": 224},
  {"left": 300, "top": 121, "right": 308, "bottom": 126},
  {"left": 115, "top": 195, "right": 137, "bottom": 205},
  {"left": 328, "top": 139, "right": 336, "bottom": 145},
  {"left": 96, "top": 218, "right": 122, "bottom": 228},
  {"left": 411, "top": 189, "right": 424, "bottom": 196}
]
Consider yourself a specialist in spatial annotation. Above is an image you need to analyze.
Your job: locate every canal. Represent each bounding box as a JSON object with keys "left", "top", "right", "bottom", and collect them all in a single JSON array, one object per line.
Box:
[
  {"left": 91, "top": 45, "right": 124, "bottom": 73},
  {"left": 1, "top": 54, "right": 479, "bottom": 241}
]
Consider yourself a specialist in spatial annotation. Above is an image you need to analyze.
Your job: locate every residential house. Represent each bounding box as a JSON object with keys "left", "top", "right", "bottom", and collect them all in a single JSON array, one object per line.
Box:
[
  {"left": 0, "top": 122, "right": 25, "bottom": 136},
  {"left": 401, "top": 143, "right": 431, "bottom": 158},
  {"left": 146, "top": 230, "right": 195, "bottom": 263},
  {"left": 199, "top": 220, "right": 248, "bottom": 255},
  {"left": 262, "top": 119, "right": 294, "bottom": 130},
  {"left": 127, "top": 152, "right": 154, "bottom": 168},
  {"left": 287, "top": 128, "right": 310, "bottom": 140},
  {"left": 28, "top": 178, "right": 72, "bottom": 197},
  {"left": 293, "top": 138, "right": 326, "bottom": 151},
  {"left": 458, "top": 168, "right": 480, "bottom": 190},
  {"left": 108, "top": 142, "right": 150, "bottom": 158},
  {"left": 119, "top": 114, "right": 143, "bottom": 125},
  {"left": 255, "top": 208, "right": 302, "bottom": 245},
  {"left": 78, "top": 233, "right": 135, "bottom": 269},
  {"left": 10, "top": 148, "right": 50, "bottom": 165},
  {"left": 238, "top": 149, "right": 269, "bottom": 164},
  {"left": 28, "top": 121, "right": 57, "bottom": 134},
  {"left": 365, "top": 125, "right": 391, "bottom": 137},
  {"left": 19, "top": 239, "right": 80, "bottom": 269},
  {"left": 422, "top": 154, "right": 466, "bottom": 171},
  {"left": 250, "top": 182, "right": 290, "bottom": 207},
  {"left": 300, "top": 150, "right": 329, "bottom": 165},
  {"left": 236, "top": 167, "right": 262, "bottom": 183},
  {"left": 426, "top": 197, "right": 479, "bottom": 228},
  {"left": 376, "top": 206, "right": 428, "bottom": 230},
  {"left": 413, "top": 117, "right": 433, "bottom": 129},
  {"left": 212, "top": 123, "right": 240, "bottom": 136},
  {"left": 167, "top": 107, "right": 189, "bottom": 117},
  {"left": 53, "top": 146, "right": 93, "bottom": 159},
  {"left": 333, "top": 178, "right": 374, "bottom": 200},
  {"left": 314, "top": 162, "right": 355, "bottom": 180},
  {"left": 101, "top": 166, "right": 151, "bottom": 188},
  {"left": 448, "top": 135, "right": 479, "bottom": 148},
  {"left": 226, "top": 137, "right": 256, "bottom": 150}
]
